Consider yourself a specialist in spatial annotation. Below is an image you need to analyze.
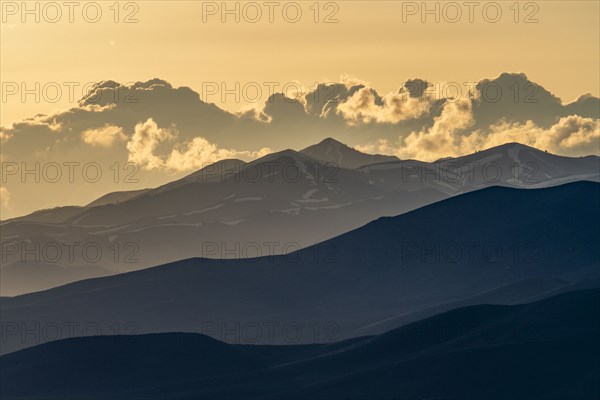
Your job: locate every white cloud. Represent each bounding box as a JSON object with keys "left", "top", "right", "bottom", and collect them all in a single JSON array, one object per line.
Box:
[
  {"left": 127, "top": 118, "right": 272, "bottom": 172},
  {"left": 17, "top": 116, "right": 63, "bottom": 132},
  {"left": 355, "top": 138, "right": 394, "bottom": 155},
  {"left": 165, "top": 137, "right": 271, "bottom": 172},
  {"left": 127, "top": 118, "right": 176, "bottom": 170},
  {"left": 0, "top": 130, "right": 13, "bottom": 143},
  {"left": 337, "top": 87, "right": 431, "bottom": 125},
  {"left": 340, "top": 74, "right": 369, "bottom": 87},
  {"left": 80, "top": 104, "right": 116, "bottom": 112},
  {"left": 482, "top": 115, "right": 600, "bottom": 156},
  {"left": 0, "top": 187, "right": 10, "bottom": 210},
  {"left": 82, "top": 124, "right": 127, "bottom": 147},
  {"left": 246, "top": 147, "right": 272, "bottom": 159},
  {"left": 357, "top": 112, "right": 599, "bottom": 161},
  {"left": 397, "top": 98, "right": 475, "bottom": 160}
]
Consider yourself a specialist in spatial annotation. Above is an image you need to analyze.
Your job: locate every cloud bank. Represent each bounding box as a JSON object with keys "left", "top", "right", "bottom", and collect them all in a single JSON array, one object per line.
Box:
[{"left": 1, "top": 72, "right": 598, "bottom": 218}]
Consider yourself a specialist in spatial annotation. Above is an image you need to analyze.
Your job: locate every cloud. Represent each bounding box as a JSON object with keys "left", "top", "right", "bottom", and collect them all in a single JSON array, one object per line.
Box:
[
  {"left": 482, "top": 115, "right": 600, "bottom": 156},
  {"left": 0, "top": 187, "right": 10, "bottom": 210},
  {"left": 165, "top": 137, "right": 272, "bottom": 172},
  {"left": 126, "top": 118, "right": 272, "bottom": 172},
  {"left": 3, "top": 74, "right": 597, "bottom": 160},
  {"left": 402, "top": 78, "right": 431, "bottom": 99},
  {"left": 358, "top": 113, "right": 599, "bottom": 161},
  {"left": 395, "top": 98, "right": 474, "bottom": 160},
  {"left": 303, "top": 81, "right": 368, "bottom": 119},
  {"left": 337, "top": 87, "right": 432, "bottom": 125},
  {"left": 340, "top": 74, "right": 369, "bottom": 87},
  {"left": 262, "top": 93, "right": 308, "bottom": 123},
  {"left": 14, "top": 115, "right": 63, "bottom": 132},
  {"left": 354, "top": 138, "right": 395, "bottom": 155},
  {"left": 1, "top": 74, "right": 598, "bottom": 219},
  {"left": 126, "top": 118, "right": 176, "bottom": 170},
  {"left": 0, "top": 130, "right": 13, "bottom": 143},
  {"left": 82, "top": 124, "right": 127, "bottom": 147}
]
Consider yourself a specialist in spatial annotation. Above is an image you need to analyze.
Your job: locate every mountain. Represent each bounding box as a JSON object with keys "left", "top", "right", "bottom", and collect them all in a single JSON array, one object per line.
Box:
[
  {"left": 437, "top": 142, "right": 600, "bottom": 188},
  {"left": 1, "top": 182, "right": 598, "bottom": 355},
  {"left": 1, "top": 141, "right": 598, "bottom": 295},
  {"left": 0, "top": 261, "right": 112, "bottom": 296},
  {"left": 2, "top": 289, "right": 599, "bottom": 399},
  {"left": 86, "top": 188, "right": 151, "bottom": 207},
  {"left": 300, "top": 137, "right": 399, "bottom": 168},
  {"left": 154, "top": 158, "right": 248, "bottom": 190},
  {"left": 0, "top": 147, "right": 448, "bottom": 295},
  {"left": 361, "top": 142, "right": 600, "bottom": 192}
]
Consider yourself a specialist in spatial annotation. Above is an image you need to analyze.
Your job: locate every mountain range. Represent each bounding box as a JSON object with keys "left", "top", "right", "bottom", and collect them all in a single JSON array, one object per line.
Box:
[
  {"left": 2, "top": 288, "right": 598, "bottom": 399},
  {"left": 1, "top": 139, "right": 598, "bottom": 295},
  {"left": 1, "top": 181, "right": 598, "bottom": 355}
]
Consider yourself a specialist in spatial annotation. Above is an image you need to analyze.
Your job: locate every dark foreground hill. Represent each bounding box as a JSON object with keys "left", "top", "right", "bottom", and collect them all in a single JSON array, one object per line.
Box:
[
  {"left": 2, "top": 289, "right": 599, "bottom": 399},
  {"left": 1, "top": 181, "right": 599, "bottom": 355}
]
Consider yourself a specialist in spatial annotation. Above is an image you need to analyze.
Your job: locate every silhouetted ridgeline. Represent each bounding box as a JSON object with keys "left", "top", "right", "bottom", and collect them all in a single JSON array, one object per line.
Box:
[
  {"left": 2, "top": 289, "right": 599, "bottom": 399},
  {"left": 1, "top": 182, "right": 598, "bottom": 356}
]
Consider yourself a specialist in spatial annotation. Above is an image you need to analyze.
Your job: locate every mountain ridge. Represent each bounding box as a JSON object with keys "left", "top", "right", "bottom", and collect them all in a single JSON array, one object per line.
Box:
[
  {"left": 1, "top": 139, "right": 598, "bottom": 295},
  {"left": 2, "top": 288, "right": 598, "bottom": 399},
  {"left": 2, "top": 181, "right": 598, "bottom": 355},
  {"left": 300, "top": 137, "right": 400, "bottom": 168}
]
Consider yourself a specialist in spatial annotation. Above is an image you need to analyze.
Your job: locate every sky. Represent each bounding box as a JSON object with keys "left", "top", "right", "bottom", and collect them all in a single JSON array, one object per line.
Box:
[
  {"left": 0, "top": 0, "right": 599, "bottom": 219},
  {"left": 1, "top": 0, "right": 599, "bottom": 125}
]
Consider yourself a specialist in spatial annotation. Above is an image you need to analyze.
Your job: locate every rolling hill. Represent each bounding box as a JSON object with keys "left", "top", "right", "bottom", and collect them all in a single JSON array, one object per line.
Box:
[
  {"left": 2, "top": 289, "right": 598, "bottom": 399},
  {"left": 1, "top": 181, "right": 598, "bottom": 355}
]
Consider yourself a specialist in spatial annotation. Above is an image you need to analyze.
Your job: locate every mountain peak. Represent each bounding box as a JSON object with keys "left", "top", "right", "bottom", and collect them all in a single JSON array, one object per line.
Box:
[
  {"left": 497, "top": 141, "right": 534, "bottom": 149},
  {"left": 486, "top": 142, "right": 552, "bottom": 155},
  {"left": 436, "top": 142, "right": 566, "bottom": 167},
  {"left": 247, "top": 149, "right": 329, "bottom": 174},
  {"left": 318, "top": 137, "right": 348, "bottom": 148},
  {"left": 301, "top": 137, "right": 399, "bottom": 169}
]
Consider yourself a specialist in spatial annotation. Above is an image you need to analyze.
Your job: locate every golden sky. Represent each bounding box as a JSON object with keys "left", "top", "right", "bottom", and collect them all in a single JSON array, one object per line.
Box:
[
  {"left": 1, "top": 0, "right": 599, "bottom": 219},
  {"left": 1, "top": 0, "right": 599, "bottom": 126}
]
